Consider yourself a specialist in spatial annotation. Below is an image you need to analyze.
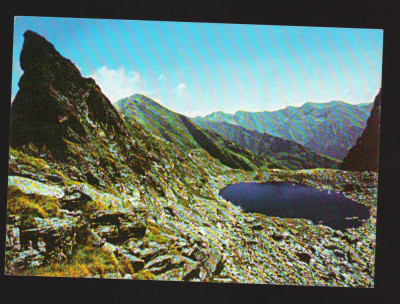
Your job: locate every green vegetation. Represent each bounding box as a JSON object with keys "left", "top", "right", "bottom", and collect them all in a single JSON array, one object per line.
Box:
[
  {"left": 76, "top": 199, "right": 114, "bottom": 214},
  {"left": 115, "top": 94, "right": 339, "bottom": 171},
  {"left": 7, "top": 185, "right": 60, "bottom": 218},
  {"left": 21, "top": 245, "right": 121, "bottom": 278},
  {"left": 22, "top": 262, "right": 91, "bottom": 278},
  {"left": 10, "top": 147, "right": 69, "bottom": 181},
  {"left": 133, "top": 270, "right": 157, "bottom": 280},
  {"left": 146, "top": 223, "right": 170, "bottom": 244},
  {"left": 116, "top": 94, "right": 264, "bottom": 171},
  {"left": 116, "top": 94, "right": 200, "bottom": 150}
]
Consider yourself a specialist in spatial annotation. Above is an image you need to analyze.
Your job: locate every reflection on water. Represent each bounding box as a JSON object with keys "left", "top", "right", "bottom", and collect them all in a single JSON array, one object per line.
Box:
[{"left": 219, "top": 181, "right": 369, "bottom": 230}]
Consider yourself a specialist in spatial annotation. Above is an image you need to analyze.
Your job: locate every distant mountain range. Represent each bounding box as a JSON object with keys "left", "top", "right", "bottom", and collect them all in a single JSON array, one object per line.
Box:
[
  {"left": 194, "top": 101, "right": 373, "bottom": 161},
  {"left": 115, "top": 94, "right": 338, "bottom": 170}
]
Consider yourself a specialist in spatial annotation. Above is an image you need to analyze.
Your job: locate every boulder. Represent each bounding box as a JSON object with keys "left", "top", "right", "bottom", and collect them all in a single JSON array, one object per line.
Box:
[
  {"left": 60, "top": 186, "right": 93, "bottom": 210},
  {"left": 135, "top": 245, "right": 169, "bottom": 262},
  {"left": 296, "top": 252, "right": 312, "bottom": 264},
  {"left": 251, "top": 223, "right": 264, "bottom": 231},
  {"left": 95, "top": 225, "right": 120, "bottom": 243},
  {"left": 117, "top": 252, "right": 145, "bottom": 272},
  {"left": 146, "top": 254, "right": 200, "bottom": 281},
  {"left": 190, "top": 247, "right": 225, "bottom": 278},
  {"left": 145, "top": 254, "right": 187, "bottom": 275},
  {"left": 89, "top": 209, "right": 147, "bottom": 243},
  {"left": 5, "top": 214, "right": 84, "bottom": 272},
  {"left": 8, "top": 176, "right": 64, "bottom": 198}
]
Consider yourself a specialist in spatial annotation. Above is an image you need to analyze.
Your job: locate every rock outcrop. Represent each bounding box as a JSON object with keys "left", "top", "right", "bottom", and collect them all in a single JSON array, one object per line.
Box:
[
  {"left": 341, "top": 90, "right": 381, "bottom": 172},
  {"left": 5, "top": 212, "right": 85, "bottom": 273},
  {"left": 10, "top": 30, "right": 150, "bottom": 183}
]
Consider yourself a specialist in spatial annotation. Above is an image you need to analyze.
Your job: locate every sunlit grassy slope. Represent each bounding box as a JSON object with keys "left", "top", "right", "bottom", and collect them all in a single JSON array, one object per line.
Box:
[{"left": 115, "top": 94, "right": 338, "bottom": 170}]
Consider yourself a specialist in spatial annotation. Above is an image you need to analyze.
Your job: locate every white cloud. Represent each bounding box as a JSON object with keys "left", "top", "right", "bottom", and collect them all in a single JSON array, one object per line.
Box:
[
  {"left": 175, "top": 83, "right": 186, "bottom": 97},
  {"left": 88, "top": 66, "right": 145, "bottom": 102},
  {"left": 158, "top": 73, "right": 165, "bottom": 81},
  {"left": 182, "top": 110, "right": 207, "bottom": 118}
]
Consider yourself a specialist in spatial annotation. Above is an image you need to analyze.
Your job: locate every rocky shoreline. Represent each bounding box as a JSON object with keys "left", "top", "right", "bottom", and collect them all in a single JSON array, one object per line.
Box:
[{"left": 6, "top": 147, "right": 377, "bottom": 286}]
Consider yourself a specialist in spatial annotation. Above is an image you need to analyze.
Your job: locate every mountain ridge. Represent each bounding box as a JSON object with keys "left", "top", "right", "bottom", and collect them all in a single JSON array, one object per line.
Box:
[
  {"left": 198, "top": 100, "right": 371, "bottom": 119},
  {"left": 116, "top": 94, "right": 338, "bottom": 170},
  {"left": 196, "top": 100, "right": 373, "bottom": 160},
  {"left": 10, "top": 30, "right": 154, "bottom": 184},
  {"left": 115, "top": 94, "right": 262, "bottom": 170}
]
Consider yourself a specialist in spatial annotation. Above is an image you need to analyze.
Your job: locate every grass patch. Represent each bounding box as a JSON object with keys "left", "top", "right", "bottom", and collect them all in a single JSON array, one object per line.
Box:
[
  {"left": 146, "top": 223, "right": 170, "bottom": 244},
  {"left": 10, "top": 148, "right": 69, "bottom": 181},
  {"left": 20, "top": 245, "right": 122, "bottom": 278},
  {"left": 22, "top": 263, "right": 91, "bottom": 278},
  {"left": 133, "top": 270, "right": 157, "bottom": 280},
  {"left": 73, "top": 246, "right": 120, "bottom": 275},
  {"left": 7, "top": 185, "right": 60, "bottom": 218},
  {"left": 78, "top": 199, "right": 114, "bottom": 213},
  {"left": 10, "top": 147, "right": 50, "bottom": 170}
]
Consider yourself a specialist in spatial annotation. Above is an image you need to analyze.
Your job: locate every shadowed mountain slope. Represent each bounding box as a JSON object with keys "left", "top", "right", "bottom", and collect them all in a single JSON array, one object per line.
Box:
[
  {"left": 341, "top": 90, "right": 381, "bottom": 172},
  {"left": 192, "top": 119, "right": 339, "bottom": 170}
]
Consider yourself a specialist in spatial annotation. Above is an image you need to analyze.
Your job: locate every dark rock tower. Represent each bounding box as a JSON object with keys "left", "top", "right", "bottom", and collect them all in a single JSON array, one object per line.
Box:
[{"left": 341, "top": 89, "right": 381, "bottom": 172}]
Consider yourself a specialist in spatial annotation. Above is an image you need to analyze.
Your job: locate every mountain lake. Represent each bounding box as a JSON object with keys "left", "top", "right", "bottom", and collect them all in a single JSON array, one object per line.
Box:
[{"left": 219, "top": 181, "right": 370, "bottom": 230}]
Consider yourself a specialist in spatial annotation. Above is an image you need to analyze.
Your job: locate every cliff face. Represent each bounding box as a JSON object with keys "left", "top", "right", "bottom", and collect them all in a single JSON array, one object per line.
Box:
[
  {"left": 10, "top": 30, "right": 151, "bottom": 184},
  {"left": 341, "top": 90, "right": 381, "bottom": 172},
  {"left": 11, "top": 30, "right": 129, "bottom": 151}
]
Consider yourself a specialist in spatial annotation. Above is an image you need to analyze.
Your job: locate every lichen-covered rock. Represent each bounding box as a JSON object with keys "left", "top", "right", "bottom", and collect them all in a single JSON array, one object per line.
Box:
[
  {"left": 6, "top": 215, "right": 21, "bottom": 252},
  {"left": 144, "top": 254, "right": 200, "bottom": 281},
  {"left": 8, "top": 176, "right": 64, "bottom": 198},
  {"left": 128, "top": 243, "right": 169, "bottom": 262},
  {"left": 199, "top": 248, "right": 225, "bottom": 277},
  {"left": 5, "top": 213, "right": 85, "bottom": 273},
  {"left": 145, "top": 254, "right": 186, "bottom": 274},
  {"left": 89, "top": 209, "right": 147, "bottom": 242}
]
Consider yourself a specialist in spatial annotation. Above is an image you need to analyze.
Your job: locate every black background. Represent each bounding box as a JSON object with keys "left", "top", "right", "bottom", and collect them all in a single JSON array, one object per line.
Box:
[{"left": 1, "top": 0, "right": 399, "bottom": 303}]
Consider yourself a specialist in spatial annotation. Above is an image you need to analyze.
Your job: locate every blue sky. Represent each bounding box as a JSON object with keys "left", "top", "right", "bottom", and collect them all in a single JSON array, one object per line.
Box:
[{"left": 12, "top": 16, "right": 383, "bottom": 116}]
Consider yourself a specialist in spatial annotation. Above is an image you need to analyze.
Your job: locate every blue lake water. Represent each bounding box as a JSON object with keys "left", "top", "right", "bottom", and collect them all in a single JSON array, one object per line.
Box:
[{"left": 219, "top": 181, "right": 370, "bottom": 230}]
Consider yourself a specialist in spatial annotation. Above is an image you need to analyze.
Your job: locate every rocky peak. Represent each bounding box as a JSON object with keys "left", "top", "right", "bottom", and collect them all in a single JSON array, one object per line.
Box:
[
  {"left": 11, "top": 31, "right": 128, "bottom": 156},
  {"left": 20, "top": 30, "right": 81, "bottom": 77},
  {"left": 10, "top": 30, "right": 150, "bottom": 182},
  {"left": 341, "top": 89, "right": 381, "bottom": 172}
]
